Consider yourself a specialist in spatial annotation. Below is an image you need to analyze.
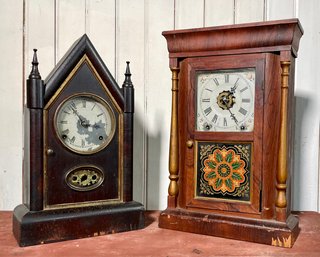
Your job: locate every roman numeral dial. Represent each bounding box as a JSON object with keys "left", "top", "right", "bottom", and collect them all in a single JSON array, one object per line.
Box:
[
  {"left": 55, "top": 95, "right": 116, "bottom": 154},
  {"left": 196, "top": 68, "right": 255, "bottom": 132}
]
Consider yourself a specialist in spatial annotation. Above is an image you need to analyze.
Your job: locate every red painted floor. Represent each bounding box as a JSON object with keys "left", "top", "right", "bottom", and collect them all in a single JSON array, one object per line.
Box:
[{"left": 1, "top": 211, "right": 319, "bottom": 256}]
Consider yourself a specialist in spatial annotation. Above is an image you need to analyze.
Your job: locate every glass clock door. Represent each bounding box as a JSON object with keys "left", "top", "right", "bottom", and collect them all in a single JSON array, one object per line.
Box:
[{"left": 179, "top": 54, "right": 266, "bottom": 215}]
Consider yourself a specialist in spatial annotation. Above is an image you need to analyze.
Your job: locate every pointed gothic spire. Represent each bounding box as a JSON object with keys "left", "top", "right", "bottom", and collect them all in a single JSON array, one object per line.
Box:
[
  {"left": 123, "top": 61, "right": 132, "bottom": 87},
  {"left": 29, "top": 49, "right": 41, "bottom": 79}
]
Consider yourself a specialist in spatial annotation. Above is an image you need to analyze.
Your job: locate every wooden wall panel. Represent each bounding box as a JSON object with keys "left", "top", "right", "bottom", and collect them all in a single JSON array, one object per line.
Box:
[
  {"left": 289, "top": 0, "right": 320, "bottom": 211},
  {"left": 0, "top": 0, "right": 24, "bottom": 210},
  {"left": 144, "top": 0, "right": 174, "bottom": 210},
  {"left": 24, "top": 0, "right": 55, "bottom": 82},
  {"left": 116, "top": 0, "right": 146, "bottom": 204},
  {"left": 235, "top": 0, "right": 265, "bottom": 23},
  {"left": 266, "top": 0, "right": 295, "bottom": 20},
  {"left": 56, "top": 0, "right": 86, "bottom": 61},
  {"left": 205, "top": 0, "right": 234, "bottom": 26},
  {"left": 86, "top": 0, "right": 116, "bottom": 76},
  {"left": 175, "top": 0, "right": 204, "bottom": 29}
]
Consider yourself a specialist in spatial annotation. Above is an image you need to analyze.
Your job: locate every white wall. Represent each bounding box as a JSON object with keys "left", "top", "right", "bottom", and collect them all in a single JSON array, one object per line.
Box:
[{"left": 0, "top": 0, "right": 319, "bottom": 211}]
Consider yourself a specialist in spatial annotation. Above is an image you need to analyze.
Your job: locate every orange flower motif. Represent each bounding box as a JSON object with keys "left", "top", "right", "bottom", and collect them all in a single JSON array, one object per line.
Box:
[{"left": 203, "top": 148, "right": 246, "bottom": 193}]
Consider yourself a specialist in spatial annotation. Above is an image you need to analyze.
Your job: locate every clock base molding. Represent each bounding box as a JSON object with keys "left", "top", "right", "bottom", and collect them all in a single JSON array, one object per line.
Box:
[
  {"left": 159, "top": 209, "right": 300, "bottom": 248},
  {"left": 13, "top": 201, "right": 144, "bottom": 247}
]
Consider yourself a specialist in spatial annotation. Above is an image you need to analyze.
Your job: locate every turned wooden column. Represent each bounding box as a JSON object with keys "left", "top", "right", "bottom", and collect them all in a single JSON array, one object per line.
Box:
[
  {"left": 167, "top": 67, "right": 180, "bottom": 208},
  {"left": 276, "top": 61, "right": 290, "bottom": 221}
]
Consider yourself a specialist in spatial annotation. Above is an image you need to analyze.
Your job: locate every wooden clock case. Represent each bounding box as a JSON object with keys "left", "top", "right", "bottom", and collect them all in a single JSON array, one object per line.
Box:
[
  {"left": 159, "top": 19, "right": 303, "bottom": 248},
  {"left": 13, "top": 35, "right": 144, "bottom": 246}
]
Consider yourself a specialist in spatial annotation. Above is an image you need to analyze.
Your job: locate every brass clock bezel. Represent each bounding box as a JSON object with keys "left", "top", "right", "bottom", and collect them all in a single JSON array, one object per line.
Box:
[{"left": 54, "top": 93, "right": 116, "bottom": 155}]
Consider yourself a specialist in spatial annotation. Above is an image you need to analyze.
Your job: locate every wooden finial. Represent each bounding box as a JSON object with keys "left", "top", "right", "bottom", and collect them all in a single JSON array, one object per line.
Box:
[
  {"left": 29, "top": 49, "right": 41, "bottom": 79},
  {"left": 123, "top": 61, "right": 132, "bottom": 86}
]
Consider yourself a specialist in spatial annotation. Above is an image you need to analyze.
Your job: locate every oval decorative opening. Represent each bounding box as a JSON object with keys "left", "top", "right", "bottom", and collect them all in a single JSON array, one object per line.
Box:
[{"left": 65, "top": 166, "right": 104, "bottom": 191}]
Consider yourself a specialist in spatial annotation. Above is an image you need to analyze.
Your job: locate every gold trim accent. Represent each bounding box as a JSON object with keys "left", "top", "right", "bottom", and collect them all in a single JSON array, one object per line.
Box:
[
  {"left": 43, "top": 54, "right": 124, "bottom": 209},
  {"left": 44, "top": 198, "right": 122, "bottom": 210},
  {"left": 65, "top": 165, "right": 104, "bottom": 191},
  {"left": 44, "top": 55, "right": 122, "bottom": 112},
  {"left": 271, "top": 235, "right": 292, "bottom": 248},
  {"left": 168, "top": 67, "right": 180, "bottom": 197},
  {"left": 45, "top": 55, "right": 85, "bottom": 109},
  {"left": 276, "top": 61, "right": 290, "bottom": 212},
  {"left": 53, "top": 93, "right": 116, "bottom": 155}
]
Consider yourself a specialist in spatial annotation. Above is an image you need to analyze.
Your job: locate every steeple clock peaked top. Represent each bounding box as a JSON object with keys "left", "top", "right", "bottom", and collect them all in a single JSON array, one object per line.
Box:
[{"left": 13, "top": 35, "right": 144, "bottom": 247}]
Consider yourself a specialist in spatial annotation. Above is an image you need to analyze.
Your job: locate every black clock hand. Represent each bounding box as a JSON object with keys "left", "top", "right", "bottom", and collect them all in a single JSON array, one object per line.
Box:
[
  {"left": 227, "top": 108, "right": 239, "bottom": 125},
  {"left": 70, "top": 107, "right": 82, "bottom": 120},
  {"left": 71, "top": 107, "right": 90, "bottom": 128},
  {"left": 92, "top": 123, "right": 101, "bottom": 129},
  {"left": 84, "top": 123, "right": 100, "bottom": 129},
  {"left": 230, "top": 78, "right": 239, "bottom": 94},
  {"left": 222, "top": 98, "right": 239, "bottom": 125}
]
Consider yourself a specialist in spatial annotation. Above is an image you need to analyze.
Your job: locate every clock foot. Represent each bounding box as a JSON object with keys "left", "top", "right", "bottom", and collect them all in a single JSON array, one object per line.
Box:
[
  {"left": 159, "top": 208, "right": 299, "bottom": 248},
  {"left": 13, "top": 201, "right": 144, "bottom": 247}
]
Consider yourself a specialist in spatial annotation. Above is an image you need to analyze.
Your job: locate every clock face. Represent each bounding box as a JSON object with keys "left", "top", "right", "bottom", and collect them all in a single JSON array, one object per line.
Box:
[
  {"left": 55, "top": 94, "right": 115, "bottom": 154},
  {"left": 196, "top": 68, "right": 255, "bottom": 132}
]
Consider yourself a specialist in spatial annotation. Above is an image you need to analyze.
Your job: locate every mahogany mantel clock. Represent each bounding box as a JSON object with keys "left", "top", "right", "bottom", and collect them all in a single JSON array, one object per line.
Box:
[
  {"left": 159, "top": 19, "right": 303, "bottom": 247},
  {"left": 13, "top": 35, "right": 144, "bottom": 246}
]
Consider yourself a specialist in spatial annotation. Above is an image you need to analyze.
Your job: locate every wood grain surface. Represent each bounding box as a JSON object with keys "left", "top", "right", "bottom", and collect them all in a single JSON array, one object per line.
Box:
[{"left": 1, "top": 211, "right": 320, "bottom": 256}]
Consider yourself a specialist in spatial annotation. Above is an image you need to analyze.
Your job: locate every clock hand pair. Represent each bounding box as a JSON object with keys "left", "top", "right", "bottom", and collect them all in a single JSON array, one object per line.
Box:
[
  {"left": 69, "top": 106, "right": 102, "bottom": 129},
  {"left": 70, "top": 107, "right": 91, "bottom": 128}
]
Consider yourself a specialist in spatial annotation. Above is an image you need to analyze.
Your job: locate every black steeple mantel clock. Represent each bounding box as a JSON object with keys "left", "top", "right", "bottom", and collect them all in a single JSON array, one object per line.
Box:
[
  {"left": 159, "top": 19, "right": 303, "bottom": 248},
  {"left": 13, "top": 35, "right": 144, "bottom": 247}
]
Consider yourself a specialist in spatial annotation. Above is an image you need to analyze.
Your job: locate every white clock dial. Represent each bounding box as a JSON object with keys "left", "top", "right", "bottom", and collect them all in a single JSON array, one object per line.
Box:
[
  {"left": 55, "top": 94, "right": 115, "bottom": 154},
  {"left": 196, "top": 68, "right": 255, "bottom": 132}
]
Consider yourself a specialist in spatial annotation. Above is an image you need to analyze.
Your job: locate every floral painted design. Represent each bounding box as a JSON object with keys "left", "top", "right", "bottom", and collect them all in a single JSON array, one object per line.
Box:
[{"left": 203, "top": 148, "right": 246, "bottom": 193}]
